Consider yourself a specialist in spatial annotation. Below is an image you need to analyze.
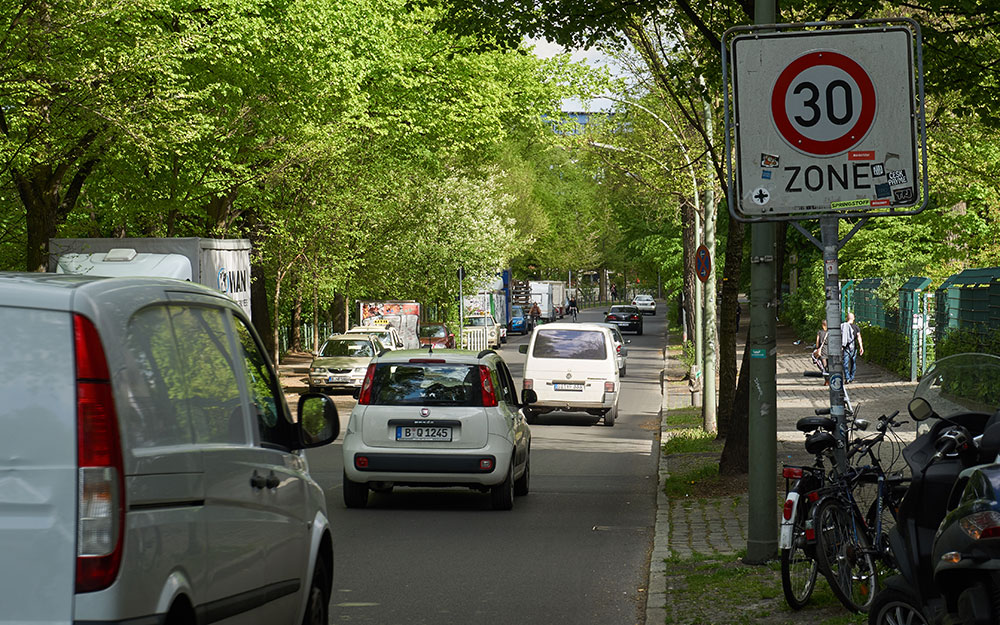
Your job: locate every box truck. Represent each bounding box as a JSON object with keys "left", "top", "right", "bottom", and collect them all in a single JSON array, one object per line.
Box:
[
  {"left": 48, "top": 237, "right": 252, "bottom": 318},
  {"left": 358, "top": 300, "right": 421, "bottom": 349}
]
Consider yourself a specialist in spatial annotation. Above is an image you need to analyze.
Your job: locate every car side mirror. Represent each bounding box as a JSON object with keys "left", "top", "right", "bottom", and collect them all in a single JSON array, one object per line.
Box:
[
  {"left": 908, "top": 397, "right": 935, "bottom": 421},
  {"left": 518, "top": 345, "right": 528, "bottom": 354},
  {"left": 521, "top": 389, "right": 537, "bottom": 405},
  {"left": 311, "top": 351, "right": 319, "bottom": 357},
  {"left": 352, "top": 388, "right": 361, "bottom": 400},
  {"left": 296, "top": 394, "right": 339, "bottom": 448},
  {"left": 602, "top": 311, "right": 608, "bottom": 315}
]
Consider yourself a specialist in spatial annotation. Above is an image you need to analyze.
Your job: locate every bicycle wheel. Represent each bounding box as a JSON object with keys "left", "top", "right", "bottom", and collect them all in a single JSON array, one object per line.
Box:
[
  {"left": 781, "top": 502, "right": 819, "bottom": 610},
  {"left": 815, "top": 498, "right": 877, "bottom": 613}
]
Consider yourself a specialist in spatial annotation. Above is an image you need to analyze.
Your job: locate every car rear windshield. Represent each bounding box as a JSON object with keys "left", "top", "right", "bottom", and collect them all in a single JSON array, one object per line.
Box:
[
  {"left": 465, "top": 317, "right": 490, "bottom": 327},
  {"left": 610, "top": 306, "right": 639, "bottom": 314},
  {"left": 532, "top": 329, "right": 607, "bottom": 360},
  {"left": 320, "top": 339, "right": 373, "bottom": 358},
  {"left": 368, "top": 363, "right": 483, "bottom": 406},
  {"left": 419, "top": 325, "right": 447, "bottom": 338}
]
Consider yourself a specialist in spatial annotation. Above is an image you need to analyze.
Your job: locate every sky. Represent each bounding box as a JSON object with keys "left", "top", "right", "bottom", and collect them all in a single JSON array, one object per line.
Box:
[{"left": 526, "top": 38, "right": 621, "bottom": 112}]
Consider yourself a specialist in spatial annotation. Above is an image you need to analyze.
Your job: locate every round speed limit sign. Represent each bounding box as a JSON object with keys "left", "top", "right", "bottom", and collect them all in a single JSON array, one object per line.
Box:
[{"left": 771, "top": 51, "right": 876, "bottom": 156}]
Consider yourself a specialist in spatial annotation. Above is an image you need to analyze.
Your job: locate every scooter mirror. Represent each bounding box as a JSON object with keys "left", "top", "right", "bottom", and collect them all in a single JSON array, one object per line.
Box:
[{"left": 909, "top": 397, "right": 935, "bottom": 421}]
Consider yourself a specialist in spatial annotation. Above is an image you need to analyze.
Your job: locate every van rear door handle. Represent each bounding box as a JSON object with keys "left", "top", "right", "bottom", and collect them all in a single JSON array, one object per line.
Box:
[{"left": 265, "top": 471, "right": 280, "bottom": 489}]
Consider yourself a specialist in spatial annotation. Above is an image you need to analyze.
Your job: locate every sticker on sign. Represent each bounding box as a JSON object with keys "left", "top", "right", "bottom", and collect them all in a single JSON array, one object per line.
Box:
[{"left": 729, "top": 25, "right": 920, "bottom": 218}]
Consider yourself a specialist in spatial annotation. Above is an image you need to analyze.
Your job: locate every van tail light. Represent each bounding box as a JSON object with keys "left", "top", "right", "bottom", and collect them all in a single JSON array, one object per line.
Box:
[
  {"left": 74, "top": 314, "right": 125, "bottom": 593},
  {"left": 479, "top": 365, "right": 498, "bottom": 407},
  {"left": 604, "top": 381, "right": 616, "bottom": 393},
  {"left": 616, "top": 344, "right": 621, "bottom": 354},
  {"left": 523, "top": 378, "right": 533, "bottom": 390},
  {"left": 357, "top": 364, "right": 376, "bottom": 405}
]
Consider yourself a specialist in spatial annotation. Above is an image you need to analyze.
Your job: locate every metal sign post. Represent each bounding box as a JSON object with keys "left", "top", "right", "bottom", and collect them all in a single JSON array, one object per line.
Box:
[{"left": 722, "top": 18, "right": 928, "bottom": 563}]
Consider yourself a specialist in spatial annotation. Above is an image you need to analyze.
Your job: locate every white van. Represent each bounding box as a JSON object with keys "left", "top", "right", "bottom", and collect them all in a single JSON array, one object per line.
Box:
[
  {"left": 0, "top": 273, "right": 340, "bottom": 625},
  {"left": 518, "top": 322, "right": 620, "bottom": 426}
]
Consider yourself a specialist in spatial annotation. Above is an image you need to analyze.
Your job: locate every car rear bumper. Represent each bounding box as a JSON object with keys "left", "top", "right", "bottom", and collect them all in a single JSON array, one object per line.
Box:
[
  {"left": 343, "top": 436, "right": 513, "bottom": 486},
  {"left": 309, "top": 374, "right": 363, "bottom": 389}
]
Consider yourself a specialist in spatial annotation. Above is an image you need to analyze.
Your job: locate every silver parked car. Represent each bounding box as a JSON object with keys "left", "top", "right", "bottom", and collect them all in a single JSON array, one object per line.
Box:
[{"left": 0, "top": 273, "right": 340, "bottom": 625}]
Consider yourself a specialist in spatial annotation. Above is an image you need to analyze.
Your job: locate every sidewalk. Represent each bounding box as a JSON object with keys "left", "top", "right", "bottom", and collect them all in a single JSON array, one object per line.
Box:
[{"left": 645, "top": 318, "right": 918, "bottom": 624}]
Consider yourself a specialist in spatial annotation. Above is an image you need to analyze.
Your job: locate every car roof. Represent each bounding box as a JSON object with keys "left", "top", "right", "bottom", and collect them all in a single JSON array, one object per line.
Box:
[
  {"left": 536, "top": 322, "right": 610, "bottom": 332},
  {"left": 348, "top": 326, "right": 391, "bottom": 333},
  {"left": 373, "top": 348, "right": 498, "bottom": 365},
  {"left": 323, "top": 333, "right": 375, "bottom": 342}
]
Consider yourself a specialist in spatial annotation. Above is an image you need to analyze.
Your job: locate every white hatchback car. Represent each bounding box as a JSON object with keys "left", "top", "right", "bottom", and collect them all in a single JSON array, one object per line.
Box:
[
  {"left": 342, "top": 349, "right": 532, "bottom": 510},
  {"left": 519, "top": 323, "right": 621, "bottom": 426},
  {"left": 0, "top": 273, "right": 340, "bottom": 625},
  {"left": 347, "top": 324, "right": 405, "bottom": 351},
  {"left": 632, "top": 294, "right": 657, "bottom": 315}
]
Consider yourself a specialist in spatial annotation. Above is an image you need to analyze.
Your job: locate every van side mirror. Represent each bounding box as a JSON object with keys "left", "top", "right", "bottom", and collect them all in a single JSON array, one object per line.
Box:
[
  {"left": 518, "top": 345, "right": 528, "bottom": 354},
  {"left": 296, "top": 394, "right": 339, "bottom": 448},
  {"left": 521, "top": 389, "right": 537, "bottom": 405}
]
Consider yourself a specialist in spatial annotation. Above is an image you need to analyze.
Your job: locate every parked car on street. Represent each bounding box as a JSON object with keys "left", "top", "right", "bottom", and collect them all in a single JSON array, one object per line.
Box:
[
  {"left": 632, "top": 294, "right": 657, "bottom": 315},
  {"left": 508, "top": 304, "right": 533, "bottom": 335},
  {"left": 604, "top": 305, "right": 644, "bottom": 335},
  {"left": 418, "top": 322, "right": 456, "bottom": 349},
  {"left": 594, "top": 322, "right": 631, "bottom": 377},
  {"left": 309, "top": 333, "right": 382, "bottom": 392},
  {"left": 347, "top": 323, "right": 405, "bottom": 350},
  {"left": 341, "top": 349, "right": 533, "bottom": 510},
  {"left": 518, "top": 323, "right": 621, "bottom": 426},
  {"left": 0, "top": 273, "right": 340, "bottom": 625}
]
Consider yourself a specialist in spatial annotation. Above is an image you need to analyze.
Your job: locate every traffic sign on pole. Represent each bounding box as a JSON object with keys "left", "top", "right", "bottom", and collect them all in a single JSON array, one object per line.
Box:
[
  {"left": 695, "top": 245, "right": 711, "bottom": 283},
  {"left": 723, "top": 20, "right": 928, "bottom": 221}
]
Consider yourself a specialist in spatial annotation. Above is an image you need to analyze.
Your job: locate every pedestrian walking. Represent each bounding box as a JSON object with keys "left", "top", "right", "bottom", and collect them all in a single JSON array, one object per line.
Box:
[
  {"left": 813, "top": 319, "right": 829, "bottom": 383},
  {"left": 841, "top": 312, "right": 864, "bottom": 383}
]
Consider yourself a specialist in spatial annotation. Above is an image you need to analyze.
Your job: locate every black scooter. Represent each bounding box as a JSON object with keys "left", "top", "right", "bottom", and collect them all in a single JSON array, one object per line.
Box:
[{"left": 869, "top": 388, "right": 1000, "bottom": 625}]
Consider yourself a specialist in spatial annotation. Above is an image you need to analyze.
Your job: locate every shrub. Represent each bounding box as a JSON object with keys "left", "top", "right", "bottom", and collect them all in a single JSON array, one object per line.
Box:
[{"left": 859, "top": 324, "right": 910, "bottom": 378}]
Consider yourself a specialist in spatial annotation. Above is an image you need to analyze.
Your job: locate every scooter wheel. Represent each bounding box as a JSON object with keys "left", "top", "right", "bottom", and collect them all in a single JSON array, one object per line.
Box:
[{"left": 867, "top": 587, "right": 927, "bottom": 625}]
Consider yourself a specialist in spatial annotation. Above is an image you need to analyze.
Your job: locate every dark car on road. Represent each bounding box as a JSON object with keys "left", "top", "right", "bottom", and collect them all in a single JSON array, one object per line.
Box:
[{"left": 604, "top": 305, "right": 643, "bottom": 335}]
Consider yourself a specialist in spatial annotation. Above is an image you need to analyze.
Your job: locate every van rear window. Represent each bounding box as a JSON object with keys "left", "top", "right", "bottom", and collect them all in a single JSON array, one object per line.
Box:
[
  {"left": 532, "top": 330, "right": 607, "bottom": 360},
  {"left": 369, "top": 363, "right": 483, "bottom": 406}
]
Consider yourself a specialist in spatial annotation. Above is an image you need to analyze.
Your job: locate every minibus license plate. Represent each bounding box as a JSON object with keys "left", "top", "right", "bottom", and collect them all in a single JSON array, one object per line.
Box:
[{"left": 554, "top": 383, "right": 584, "bottom": 391}]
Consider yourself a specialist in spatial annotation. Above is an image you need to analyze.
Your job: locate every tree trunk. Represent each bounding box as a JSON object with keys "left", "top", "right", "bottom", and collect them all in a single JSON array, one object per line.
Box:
[
  {"left": 251, "top": 265, "right": 273, "bottom": 358},
  {"left": 291, "top": 283, "right": 302, "bottom": 352},
  {"left": 717, "top": 214, "right": 746, "bottom": 438},
  {"left": 333, "top": 292, "right": 348, "bottom": 333},
  {"left": 272, "top": 271, "right": 284, "bottom": 365},
  {"left": 719, "top": 333, "right": 751, "bottom": 475},
  {"left": 15, "top": 157, "right": 99, "bottom": 272},
  {"left": 681, "top": 199, "right": 697, "bottom": 343}
]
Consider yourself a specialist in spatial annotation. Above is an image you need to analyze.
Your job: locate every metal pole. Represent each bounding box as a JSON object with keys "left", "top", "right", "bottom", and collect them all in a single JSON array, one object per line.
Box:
[
  {"left": 821, "top": 217, "right": 848, "bottom": 472},
  {"left": 745, "top": 0, "right": 778, "bottom": 566},
  {"left": 459, "top": 266, "right": 464, "bottom": 348}
]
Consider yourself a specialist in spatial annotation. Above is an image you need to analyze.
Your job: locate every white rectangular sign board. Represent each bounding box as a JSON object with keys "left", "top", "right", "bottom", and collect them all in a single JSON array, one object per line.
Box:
[{"left": 730, "top": 27, "right": 919, "bottom": 217}]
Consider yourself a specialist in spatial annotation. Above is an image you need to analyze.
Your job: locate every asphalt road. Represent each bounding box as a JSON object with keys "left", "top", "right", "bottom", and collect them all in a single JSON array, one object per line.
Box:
[{"left": 304, "top": 306, "right": 665, "bottom": 625}]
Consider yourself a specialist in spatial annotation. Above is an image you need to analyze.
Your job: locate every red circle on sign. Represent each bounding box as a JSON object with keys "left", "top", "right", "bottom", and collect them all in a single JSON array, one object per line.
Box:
[
  {"left": 771, "top": 51, "right": 876, "bottom": 156},
  {"left": 695, "top": 245, "right": 711, "bottom": 283}
]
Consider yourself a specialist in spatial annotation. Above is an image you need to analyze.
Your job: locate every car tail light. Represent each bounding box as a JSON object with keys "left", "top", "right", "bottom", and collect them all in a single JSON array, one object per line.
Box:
[
  {"left": 479, "top": 365, "right": 498, "bottom": 407},
  {"left": 74, "top": 315, "right": 124, "bottom": 593},
  {"left": 631, "top": 314, "right": 640, "bottom": 321},
  {"left": 355, "top": 455, "right": 369, "bottom": 469},
  {"left": 782, "top": 467, "right": 803, "bottom": 479},
  {"left": 523, "top": 378, "right": 533, "bottom": 390},
  {"left": 616, "top": 344, "right": 621, "bottom": 355},
  {"left": 357, "top": 364, "right": 376, "bottom": 405},
  {"left": 783, "top": 498, "right": 795, "bottom": 521},
  {"left": 604, "top": 381, "right": 615, "bottom": 393}
]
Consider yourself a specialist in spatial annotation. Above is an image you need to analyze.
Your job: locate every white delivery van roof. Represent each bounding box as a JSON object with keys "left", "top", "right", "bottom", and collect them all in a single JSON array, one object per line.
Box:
[{"left": 55, "top": 249, "right": 193, "bottom": 280}]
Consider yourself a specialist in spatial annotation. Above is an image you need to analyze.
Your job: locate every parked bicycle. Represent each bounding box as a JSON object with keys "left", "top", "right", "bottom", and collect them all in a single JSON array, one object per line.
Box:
[{"left": 813, "top": 410, "right": 909, "bottom": 613}]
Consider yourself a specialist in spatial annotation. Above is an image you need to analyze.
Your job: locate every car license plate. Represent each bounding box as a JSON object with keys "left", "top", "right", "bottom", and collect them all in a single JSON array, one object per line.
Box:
[
  {"left": 328, "top": 376, "right": 350, "bottom": 383},
  {"left": 614, "top": 320, "right": 629, "bottom": 325},
  {"left": 554, "top": 383, "right": 584, "bottom": 391},
  {"left": 396, "top": 426, "right": 453, "bottom": 442}
]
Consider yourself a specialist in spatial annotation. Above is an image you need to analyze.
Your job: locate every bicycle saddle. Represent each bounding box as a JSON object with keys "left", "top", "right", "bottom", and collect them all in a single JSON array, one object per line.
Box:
[{"left": 797, "top": 416, "right": 837, "bottom": 433}]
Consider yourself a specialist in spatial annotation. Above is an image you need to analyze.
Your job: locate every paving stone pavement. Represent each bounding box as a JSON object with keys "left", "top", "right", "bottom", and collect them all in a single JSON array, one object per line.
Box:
[{"left": 645, "top": 316, "right": 918, "bottom": 624}]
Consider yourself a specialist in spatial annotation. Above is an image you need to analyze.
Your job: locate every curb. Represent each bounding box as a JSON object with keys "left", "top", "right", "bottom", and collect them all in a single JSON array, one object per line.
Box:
[{"left": 645, "top": 330, "right": 672, "bottom": 625}]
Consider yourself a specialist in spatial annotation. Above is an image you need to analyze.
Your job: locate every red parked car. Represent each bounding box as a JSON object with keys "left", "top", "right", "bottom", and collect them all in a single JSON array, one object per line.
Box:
[
  {"left": 604, "top": 305, "right": 643, "bottom": 335},
  {"left": 418, "top": 322, "right": 456, "bottom": 348}
]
